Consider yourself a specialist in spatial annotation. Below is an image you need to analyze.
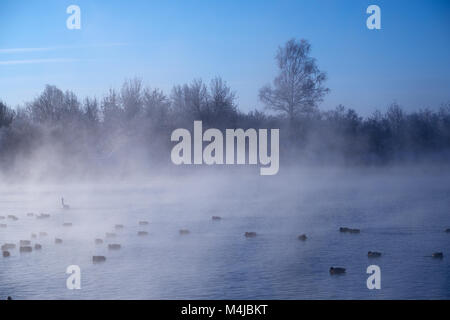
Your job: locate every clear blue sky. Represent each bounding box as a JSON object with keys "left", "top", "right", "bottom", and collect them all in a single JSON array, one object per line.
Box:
[{"left": 0, "top": 0, "right": 449, "bottom": 116}]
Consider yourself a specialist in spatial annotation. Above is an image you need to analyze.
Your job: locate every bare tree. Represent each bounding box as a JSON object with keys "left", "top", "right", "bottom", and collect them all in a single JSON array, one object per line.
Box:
[
  {"left": 208, "top": 77, "right": 236, "bottom": 113},
  {"left": 61, "top": 90, "right": 82, "bottom": 123},
  {"left": 101, "top": 88, "right": 123, "bottom": 125},
  {"left": 27, "top": 85, "right": 64, "bottom": 123},
  {"left": 26, "top": 85, "right": 82, "bottom": 124},
  {"left": 206, "top": 77, "right": 237, "bottom": 127},
  {"left": 0, "top": 100, "right": 14, "bottom": 128},
  {"left": 259, "top": 39, "right": 329, "bottom": 121},
  {"left": 171, "top": 79, "right": 208, "bottom": 120},
  {"left": 143, "top": 87, "right": 170, "bottom": 124},
  {"left": 121, "top": 78, "right": 143, "bottom": 119},
  {"left": 83, "top": 97, "right": 100, "bottom": 125}
]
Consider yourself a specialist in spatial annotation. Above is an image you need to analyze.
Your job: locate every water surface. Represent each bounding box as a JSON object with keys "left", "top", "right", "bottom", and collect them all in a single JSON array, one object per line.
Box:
[{"left": 0, "top": 168, "right": 449, "bottom": 299}]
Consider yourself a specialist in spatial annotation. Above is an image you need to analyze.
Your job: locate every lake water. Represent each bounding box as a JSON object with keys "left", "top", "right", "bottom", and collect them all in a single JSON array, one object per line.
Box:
[{"left": 0, "top": 167, "right": 449, "bottom": 299}]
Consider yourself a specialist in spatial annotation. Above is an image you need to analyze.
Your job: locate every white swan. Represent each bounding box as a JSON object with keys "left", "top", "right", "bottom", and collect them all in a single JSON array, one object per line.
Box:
[{"left": 61, "top": 197, "right": 70, "bottom": 210}]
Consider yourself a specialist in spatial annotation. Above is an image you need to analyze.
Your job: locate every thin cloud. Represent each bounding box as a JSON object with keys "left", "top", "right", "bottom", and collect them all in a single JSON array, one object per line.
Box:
[
  {"left": 0, "top": 47, "right": 52, "bottom": 54},
  {"left": 0, "top": 43, "right": 128, "bottom": 54},
  {"left": 0, "top": 58, "right": 80, "bottom": 65}
]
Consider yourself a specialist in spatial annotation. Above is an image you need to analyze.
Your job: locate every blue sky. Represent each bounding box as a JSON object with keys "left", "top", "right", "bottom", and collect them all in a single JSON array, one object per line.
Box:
[{"left": 0, "top": 0, "right": 449, "bottom": 115}]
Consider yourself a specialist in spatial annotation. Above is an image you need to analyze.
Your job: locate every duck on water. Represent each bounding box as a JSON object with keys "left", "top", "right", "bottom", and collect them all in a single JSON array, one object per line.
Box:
[{"left": 330, "top": 267, "right": 346, "bottom": 275}]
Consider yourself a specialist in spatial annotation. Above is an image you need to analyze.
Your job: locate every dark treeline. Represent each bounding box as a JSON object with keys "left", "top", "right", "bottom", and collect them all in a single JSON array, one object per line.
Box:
[{"left": 0, "top": 39, "right": 449, "bottom": 178}]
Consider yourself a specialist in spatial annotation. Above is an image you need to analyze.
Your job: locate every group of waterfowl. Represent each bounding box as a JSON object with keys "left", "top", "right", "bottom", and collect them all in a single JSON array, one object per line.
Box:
[
  {"left": 90, "top": 219, "right": 204, "bottom": 262},
  {"left": 91, "top": 221, "right": 152, "bottom": 263},
  {"left": 0, "top": 212, "right": 68, "bottom": 257},
  {"left": 0, "top": 203, "right": 448, "bottom": 277},
  {"left": 242, "top": 224, "right": 446, "bottom": 275},
  {"left": 0, "top": 199, "right": 72, "bottom": 257},
  {"left": 324, "top": 226, "right": 445, "bottom": 274},
  {"left": 0, "top": 207, "right": 154, "bottom": 263}
]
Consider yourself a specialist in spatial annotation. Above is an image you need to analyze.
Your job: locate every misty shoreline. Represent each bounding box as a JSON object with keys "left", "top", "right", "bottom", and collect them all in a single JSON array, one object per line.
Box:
[
  {"left": 1, "top": 162, "right": 449, "bottom": 185},
  {"left": 1, "top": 39, "right": 449, "bottom": 182}
]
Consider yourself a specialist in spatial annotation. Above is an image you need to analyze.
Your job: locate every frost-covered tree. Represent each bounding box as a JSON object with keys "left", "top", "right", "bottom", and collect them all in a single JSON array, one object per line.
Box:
[{"left": 259, "top": 39, "right": 329, "bottom": 121}]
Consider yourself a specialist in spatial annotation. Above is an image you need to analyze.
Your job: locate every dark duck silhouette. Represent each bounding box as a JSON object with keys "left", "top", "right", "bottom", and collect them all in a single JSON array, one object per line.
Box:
[
  {"left": 297, "top": 234, "right": 307, "bottom": 241},
  {"left": 368, "top": 251, "right": 382, "bottom": 258},
  {"left": 330, "top": 267, "right": 346, "bottom": 275},
  {"left": 93, "top": 256, "right": 106, "bottom": 263}
]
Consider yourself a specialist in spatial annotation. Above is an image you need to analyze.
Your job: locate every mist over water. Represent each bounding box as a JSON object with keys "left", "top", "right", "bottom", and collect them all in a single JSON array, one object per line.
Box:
[
  {"left": 0, "top": 35, "right": 449, "bottom": 300},
  {"left": 1, "top": 166, "right": 449, "bottom": 299},
  {"left": 1, "top": 0, "right": 450, "bottom": 303}
]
